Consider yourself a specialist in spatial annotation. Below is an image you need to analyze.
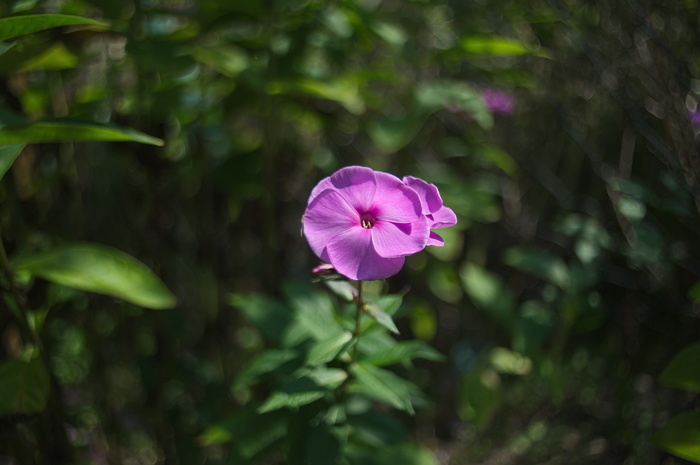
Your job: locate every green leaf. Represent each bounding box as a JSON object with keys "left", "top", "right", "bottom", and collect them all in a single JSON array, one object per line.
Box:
[
  {"left": 0, "top": 143, "right": 25, "bottom": 181},
  {"left": 0, "top": 14, "right": 107, "bottom": 42},
  {"left": 503, "top": 247, "right": 570, "bottom": 289},
  {"left": 234, "top": 349, "right": 299, "bottom": 389},
  {"left": 652, "top": 411, "right": 700, "bottom": 463},
  {"left": 660, "top": 342, "right": 700, "bottom": 392},
  {"left": 0, "top": 118, "right": 163, "bottom": 146},
  {"left": 324, "top": 280, "right": 357, "bottom": 302},
  {"left": 487, "top": 347, "right": 532, "bottom": 375},
  {"left": 13, "top": 243, "right": 176, "bottom": 309},
  {"left": 192, "top": 44, "right": 249, "bottom": 78},
  {"left": 362, "top": 301, "right": 399, "bottom": 335},
  {"left": 0, "top": 352, "right": 50, "bottom": 415},
  {"left": 361, "top": 340, "right": 444, "bottom": 367},
  {"left": 460, "top": 36, "right": 533, "bottom": 56},
  {"left": 349, "top": 362, "right": 414, "bottom": 414},
  {"left": 457, "top": 367, "right": 502, "bottom": 429},
  {"left": 230, "top": 294, "right": 293, "bottom": 343},
  {"left": 306, "top": 331, "right": 353, "bottom": 366},
  {"left": 257, "top": 368, "right": 347, "bottom": 413}
]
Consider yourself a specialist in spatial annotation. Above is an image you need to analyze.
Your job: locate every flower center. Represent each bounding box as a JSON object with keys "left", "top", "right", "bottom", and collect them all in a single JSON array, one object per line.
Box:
[{"left": 360, "top": 213, "right": 375, "bottom": 229}]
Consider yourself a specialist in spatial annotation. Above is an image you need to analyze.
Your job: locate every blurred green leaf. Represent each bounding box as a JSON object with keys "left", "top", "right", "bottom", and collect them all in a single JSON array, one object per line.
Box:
[
  {"left": 13, "top": 243, "right": 176, "bottom": 309},
  {"left": 307, "top": 422, "right": 343, "bottom": 465},
  {"left": 512, "top": 300, "right": 554, "bottom": 355},
  {"left": 192, "top": 44, "right": 249, "bottom": 77},
  {"left": 652, "top": 411, "right": 700, "bottom": 463},
  {"left": 362, "top": 301, "right": 399, "bottom": 335},
  {"left": 234, "top": 349, "right": 299, "bottom": 389},
  {"left": 0, "top": 351, "right": 49, "bottom": 415},
  {"left": 285, "top": 284, "right": 347, "bottom": 341},
  {"left": 458, "top": 367, "right": 502, "bottom": 429},
  {"left": 0, "top": 14, "right": 106, "bottom": 41},
  {"left": 230, "top": 294, "right": 293, "bottom": 343},
  {"left": 0, "top": 41, "right": 17, "bottom": 57},
  {"left": 0, "top": 118, "right": 163, "bottom": 145},
  {"left": 349, "top": 362, "right": 415, "bottom": 414},
  {"left": 268, "top": 78, "right": 365, "bottom": 114},
  {"left": 460, "top": 263, "right": 516, "bottom": 328},
  {"left": 416, "top": 81, "right": 492, "bottom": 129},
  {"left": 361, "top": 340, "right": 444, "bottom": 367},
  {"left": 16, "top": 42, "right": 77, "bottom": 71},
  {"left": 488, "top": 347, "right": 532, "bottom": 375},
  {"left": 689, "top": 280, "right": 700, "bottom": 303},
  {"left": 0, "top": 143, "right": 24, "bottom": 181},
  {"left": 504, "top": 247, "right": 570, "bottom": 289},
  {"left": 660, "top": 342, "right": 700, "bottom": 392},
  {"left": 324, "top": 280, "right": 357, "bottom": 301},
  {"left": 460, "top": 36, "right": 534, "bottom": 56}
]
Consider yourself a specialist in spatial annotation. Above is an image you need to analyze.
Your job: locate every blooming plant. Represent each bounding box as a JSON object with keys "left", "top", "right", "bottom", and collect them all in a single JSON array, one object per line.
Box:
[
  {"left": 213, "top": 166, "right": 457, "bottom": 464},
  {"left": 303, "top": 165, "right": 456, "bottom": 281}
]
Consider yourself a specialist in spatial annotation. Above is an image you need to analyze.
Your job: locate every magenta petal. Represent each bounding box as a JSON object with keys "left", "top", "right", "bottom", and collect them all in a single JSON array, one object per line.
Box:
[
  {"left": 308, "top": 176, "right": 333, "bottom": 204},
  {"left": 371, "top": 217, "right": 429, "bottom": 258},
  {"left": 325, "top": 227, "right": 371, "bottom": 280},
  {"left": 303, "top": 189, "right": 360, "bottom": 259},
  {"left": 373, "top": 172, "right": 422, "bottom": 223},
  {"left": 356, "top": 249, "right": 405, "bottom": 281},
  {"left": 403, "top": 176, "right": 443, "bottom": 214},
  {"left": 427, "top": 231, "right": 445, "bottom": 247},
  {"left": 329, "top": 166, "right": 377, "bottom": 213},
  {"left": 431, "top": 205, "right": 457, "bottom": 228},
  {"left": 326, "top": 229, "right": 405, "bottom": 280}
]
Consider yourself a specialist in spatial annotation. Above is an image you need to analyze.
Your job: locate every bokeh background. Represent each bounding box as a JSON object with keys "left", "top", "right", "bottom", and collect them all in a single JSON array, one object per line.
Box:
[{"left": 1, "top": 0, "right": 699, "bottom": 463}]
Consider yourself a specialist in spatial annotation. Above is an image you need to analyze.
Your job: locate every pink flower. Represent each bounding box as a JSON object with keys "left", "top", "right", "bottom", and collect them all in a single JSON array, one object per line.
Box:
[
  {"left": 480, "top": 88, "right": 515, "bottom": 115},
  {"left": 303, "top": 166, "right": 430, "bottom": 281},
  {"left": 402, "top": 176, "right": 457, "bottom": 246}
]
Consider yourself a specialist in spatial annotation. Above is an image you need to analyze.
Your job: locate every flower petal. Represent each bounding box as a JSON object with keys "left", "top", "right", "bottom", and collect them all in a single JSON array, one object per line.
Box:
[
  {"left": 431, "top": 205, "right": 457, "bottom": 228},
  {"left": 303, "top": 189, "right": 360, "bottom": 259},
  {"left": 372, "top": 172, "right": 422, "bottom": 223},
  {"left": 326, "top": 228, "right": 405, "bottom": 280},
  {"left": 308, "top": 175, "right": 333, "bottom": 203},
  {"left": 328, "top": 166, "right": 377, "bottom": 213},
  {"left": 325, "top": 228, "right": 407, "bottom": 280},
  {"left": 403, "top": 176, "right": 443, "bottom": 214},
  {"left": 371, "top": 216, "right": 429, "bottom": 258},
  {"left": 427, "top": 231, "right": 445, "bottom": 247}
]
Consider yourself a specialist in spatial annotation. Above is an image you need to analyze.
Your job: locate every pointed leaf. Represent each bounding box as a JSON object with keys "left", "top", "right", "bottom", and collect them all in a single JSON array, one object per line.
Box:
[
  {"left": 460, "top": 36, "right": 533, "bottom": 56},
  {"left": 361, "top": 340, "right": 444, "bottom": 367},
  {"left": 13, "top": 243, "right": 176, "bottom": 309},
  {"left": 0, "top": 353, "right": 49, "bottom": 415},
  {"left": 362, "top": 301, "right": 399, "bottom": 335},
  {"left": 0, "top": 118, "right": 163, "bottom": 146},
  {"left": 306, "top": 331, "right": 353, "bottom": 366},
  {"left": 349, "top": 362, "right": 414, "bottom": 414},
  {"left": 234, "top": 349, "right": 299, "bottom": 389},
  {"left": 652, "top": 411, "right": 700, "bottom": 463},
  {"left": 0, "top": 14, "right": 107, "bottom": 41},
  {"left": 660, "top": 342, "right": 700, "bottom": 392},
  {"left": 0, "top": 143, "right": 24, "bottom": 181}
]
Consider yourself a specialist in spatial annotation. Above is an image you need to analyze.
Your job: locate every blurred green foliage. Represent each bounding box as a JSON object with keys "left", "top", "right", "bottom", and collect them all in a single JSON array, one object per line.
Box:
[{"left": 0, "top": 0, "right": 699, "bottom": 464}]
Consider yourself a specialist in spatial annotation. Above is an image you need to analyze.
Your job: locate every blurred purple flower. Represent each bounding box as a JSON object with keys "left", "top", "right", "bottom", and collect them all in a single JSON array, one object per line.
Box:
[
  {"left": 480, "top": 87, "right": 515, "bottom": 115},
  {"left": 402, "top": 176, "right": 458, "bottom": 246},
  {"left": 691, "top": 110, "right": 700, "bottom": 125},
  {"left": 303, "top": 166, "right": 429, "bottom": 281}
]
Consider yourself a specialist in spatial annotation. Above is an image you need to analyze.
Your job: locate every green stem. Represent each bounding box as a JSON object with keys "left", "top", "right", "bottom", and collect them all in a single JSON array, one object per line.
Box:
[{"left": 351, "top": 280, "right": 364, "bottom": 363}]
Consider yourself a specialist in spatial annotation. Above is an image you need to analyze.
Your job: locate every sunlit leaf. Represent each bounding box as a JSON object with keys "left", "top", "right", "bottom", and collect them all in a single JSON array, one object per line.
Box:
[
  {"left": 460, "top": 36, "right": 534, "bottom": 56},
  {"left": 0, "top": 352, "right": 49, "bottom": 415},
  {"left": 0, "top": 118, "right": 163, "bottom": 145},
  {"left": 349, "top": 362, "right": 415, "bottom": 414},
  {"left": 13, "top": 243, "right": 176, "bottom": 309},
  {"left": 0, "top": 14, "right": 106, "bottom": 41},
  {"left": 660, "top": 342, "right": 700, "bottom": 392},
  {"left": 0, "top": 143, "right": 25, "bottom": 181},
  {"left": 488, "top": 347, "right": 532, "bottom": 375},
  {"left": 652, "top": 411, "right": 700, "bottom": 463},
  {"left": 17, "top": 42, "right": 78, "bottom": 71}
]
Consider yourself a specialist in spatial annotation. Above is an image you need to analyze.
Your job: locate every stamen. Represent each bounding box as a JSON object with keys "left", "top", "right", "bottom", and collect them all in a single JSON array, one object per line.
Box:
[{"left": 361, "top": 219, "right": 373, "bottom": 229}]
